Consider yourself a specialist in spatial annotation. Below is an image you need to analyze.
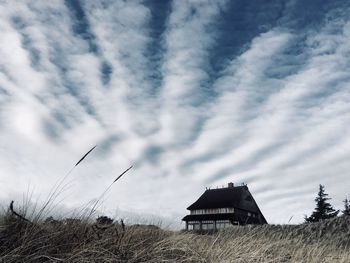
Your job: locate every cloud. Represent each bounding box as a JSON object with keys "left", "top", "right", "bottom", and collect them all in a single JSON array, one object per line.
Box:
[{"left": 0, "top": 0, "right": 350, "bottom": 226}]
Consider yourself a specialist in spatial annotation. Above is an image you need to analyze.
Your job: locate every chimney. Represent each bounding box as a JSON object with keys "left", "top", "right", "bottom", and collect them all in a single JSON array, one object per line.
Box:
[{"left": 228, "top": 182, "right": 234, "bottom": 188}]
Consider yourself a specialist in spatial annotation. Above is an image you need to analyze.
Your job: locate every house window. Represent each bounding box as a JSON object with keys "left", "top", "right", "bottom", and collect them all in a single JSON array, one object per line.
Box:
[
  {"left": 191, "top": 208, "right": 235, "bottom": 215},
  {"left": 216, "top": 220, "right": 232, "bottom": 229},
  {"left": 202, "top": 220, "right": 214, "bottom": 230},
  {"left": 188, "top": 221, "right": 200, "bottom": 230}
]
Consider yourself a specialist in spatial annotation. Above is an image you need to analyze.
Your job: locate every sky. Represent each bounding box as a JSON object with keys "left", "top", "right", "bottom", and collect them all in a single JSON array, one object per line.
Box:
[{"left": 0, "top": 0, "right": 350, "bottom": 228}]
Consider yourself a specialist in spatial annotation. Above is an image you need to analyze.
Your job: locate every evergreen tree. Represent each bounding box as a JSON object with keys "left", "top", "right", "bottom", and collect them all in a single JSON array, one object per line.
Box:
[
  {"left": 305, "top": 184, "right": 339, "bottom": 222},
  {"left": 343, "top": 197, "right": 350, "bottom": 216}
]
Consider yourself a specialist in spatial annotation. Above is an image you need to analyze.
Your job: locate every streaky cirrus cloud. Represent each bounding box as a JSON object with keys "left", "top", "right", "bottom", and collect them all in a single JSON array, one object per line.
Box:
[{"left": 0, "top": 0, "right": 350, "bottom": 227}]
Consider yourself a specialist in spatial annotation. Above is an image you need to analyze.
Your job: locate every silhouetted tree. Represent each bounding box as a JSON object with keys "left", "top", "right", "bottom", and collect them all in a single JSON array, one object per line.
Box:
[
  {"left": 343, "top": 197, "right": 350, "bottom": 216},
  {"left": 305, "top": 184, "right": 339, "bottom": 222}
]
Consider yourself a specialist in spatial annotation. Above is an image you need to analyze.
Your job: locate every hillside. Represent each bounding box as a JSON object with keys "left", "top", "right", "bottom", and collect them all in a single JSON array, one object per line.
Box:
[{"left": 0, "top": 213, "right": 349, "bottom": 262}]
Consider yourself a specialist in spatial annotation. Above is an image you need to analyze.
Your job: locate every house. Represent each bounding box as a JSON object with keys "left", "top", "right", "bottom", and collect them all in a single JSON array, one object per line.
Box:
[{"left": 182, "top": 182, "right": 267, "bottom": 230}]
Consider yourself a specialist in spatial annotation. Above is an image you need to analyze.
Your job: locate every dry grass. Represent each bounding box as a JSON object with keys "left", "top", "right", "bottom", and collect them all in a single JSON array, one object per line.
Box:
[{"left": 0, "top": 211, "right": 349, "bottom": 263}]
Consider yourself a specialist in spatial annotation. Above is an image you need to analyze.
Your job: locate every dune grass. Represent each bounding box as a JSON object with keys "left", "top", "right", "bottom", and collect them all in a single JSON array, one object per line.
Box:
[
  {"left": 2, "top": 147, "right": 348, "bottom": 262},
  {"left": 1, "top": 208, "right": 349, "bottom": 262}
]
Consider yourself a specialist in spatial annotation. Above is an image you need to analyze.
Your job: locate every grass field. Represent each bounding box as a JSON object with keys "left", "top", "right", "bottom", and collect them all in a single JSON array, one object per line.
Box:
[{"left": 0, "top": 208, "right": 349, "bottom": 262}]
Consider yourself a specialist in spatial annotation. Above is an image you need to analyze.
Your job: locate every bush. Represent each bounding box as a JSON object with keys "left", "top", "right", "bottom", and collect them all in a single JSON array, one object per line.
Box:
[{"left": 96, "top": 216, "right": 113, "bottom": 225}]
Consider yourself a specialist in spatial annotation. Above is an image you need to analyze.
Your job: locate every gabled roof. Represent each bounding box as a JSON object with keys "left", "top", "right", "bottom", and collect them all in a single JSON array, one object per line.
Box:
[{"left": 187, "top": 185, "right": 267, "bottom": 223}]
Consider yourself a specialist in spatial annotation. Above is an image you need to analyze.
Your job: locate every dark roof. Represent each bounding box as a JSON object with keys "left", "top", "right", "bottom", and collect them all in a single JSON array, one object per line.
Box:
[
  {"left": 186, "top": 185, "right": 267, "bottom": 223},
  {"left": 188, "top": 186, "right": 249, "bottom": 210}
]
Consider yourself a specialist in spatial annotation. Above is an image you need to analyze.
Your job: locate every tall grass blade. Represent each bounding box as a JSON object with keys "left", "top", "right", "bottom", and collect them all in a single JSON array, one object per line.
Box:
[
  {"left": 113, "top": 165, "right": 133, "bottom": 183},
  {"left": 35, "top": 145, "right": 97, "bottom": 221},
  {"left": 75, "top": 145, "right": 97, "bottom": 167},
  {"left": 87, "top": 165, "right": 133, "bottom": 218}
]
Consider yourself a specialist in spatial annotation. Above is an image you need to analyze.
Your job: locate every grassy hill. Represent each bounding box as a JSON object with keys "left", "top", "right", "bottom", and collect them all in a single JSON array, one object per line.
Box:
[{"left": 1, "top": 212, "right": 349, "bottom": 262}]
